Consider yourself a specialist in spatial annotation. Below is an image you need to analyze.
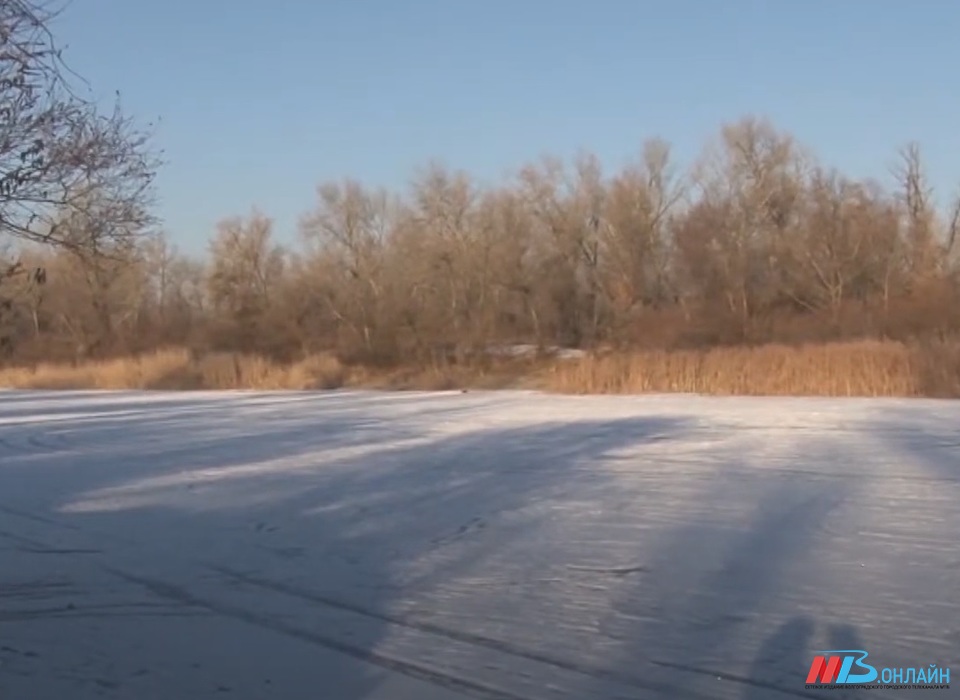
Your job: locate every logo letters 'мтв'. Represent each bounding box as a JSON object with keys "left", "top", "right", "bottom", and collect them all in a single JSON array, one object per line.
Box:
[
  {"left": 807, "top": 650, "right": 879, "bottom": 684},
  {"left": 807, "top": 655, "right": 843, "bottom": 684}
]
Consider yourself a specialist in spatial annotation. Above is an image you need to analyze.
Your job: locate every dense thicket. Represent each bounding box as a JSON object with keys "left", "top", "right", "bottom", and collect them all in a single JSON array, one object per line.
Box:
[
  {"left": 3, "top": 116, "right": 959, "bottom": 367},
  {"left": 0, "top": 0, "right": 159, "bottom": 359}
]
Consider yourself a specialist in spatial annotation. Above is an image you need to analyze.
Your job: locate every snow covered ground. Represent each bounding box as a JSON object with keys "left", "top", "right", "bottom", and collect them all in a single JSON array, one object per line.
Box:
[{"left": 0, "top": 389, "right": 957, "bottom": 699}]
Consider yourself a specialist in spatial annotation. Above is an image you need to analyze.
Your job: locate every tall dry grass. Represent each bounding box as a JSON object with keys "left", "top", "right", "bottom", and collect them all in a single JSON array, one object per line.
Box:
[
  {"left": 0, "top": 348, "right": 348, "bottom": 391},
  {"left": 0, "top": 348, "right": 539, "bottom": 392},
  {"left": 1, "top": 340, "right": 958, "bottom": 397},
  {"left": 544, "top": 340, "right": 960, "bottom": 397}
]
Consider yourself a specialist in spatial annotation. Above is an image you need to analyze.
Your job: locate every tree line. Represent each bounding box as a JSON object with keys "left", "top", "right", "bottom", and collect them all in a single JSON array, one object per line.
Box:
[{"left": 3, "top": 115, "right": 959, "bottom": 368}]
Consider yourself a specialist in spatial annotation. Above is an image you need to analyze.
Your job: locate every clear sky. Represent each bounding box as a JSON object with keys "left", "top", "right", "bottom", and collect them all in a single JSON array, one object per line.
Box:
[{"left": 55, "top": 0, "right": 960, "bottom": 255}]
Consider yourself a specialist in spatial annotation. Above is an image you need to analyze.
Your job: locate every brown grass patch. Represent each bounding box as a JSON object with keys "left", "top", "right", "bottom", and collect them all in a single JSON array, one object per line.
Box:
[
  {"left": 0, "top": 348, "right": 349, "bottom": 391},
  {"left": 543, "top": 340, "right": 960, "bottom": 397},
  {"left": 1, "top": 340, "right": 958, "bottom": 397},
  {"left": 0, "top": 348, "right": 536, "bottom": 392}
]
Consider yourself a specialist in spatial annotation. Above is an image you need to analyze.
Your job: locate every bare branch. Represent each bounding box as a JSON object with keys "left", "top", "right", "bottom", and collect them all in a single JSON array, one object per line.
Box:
[
  {"left": 0, "top": 0, "right": 161, "bottom": 252},
  {"left": 946, "top": 192, "right": 960, "bottom": 257}
]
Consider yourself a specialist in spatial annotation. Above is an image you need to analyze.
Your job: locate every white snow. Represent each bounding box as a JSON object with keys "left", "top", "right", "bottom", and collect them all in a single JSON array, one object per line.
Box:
[{"left": 0, "top": 389, "right": 957, "bottom": 699}]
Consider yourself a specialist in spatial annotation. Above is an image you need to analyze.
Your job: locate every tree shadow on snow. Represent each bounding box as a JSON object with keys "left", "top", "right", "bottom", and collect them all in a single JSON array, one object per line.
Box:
[
  {"left": 5, "top": 393, "right": 954, "bottom": 699},
  {"left": 0, "top": 391, "right": 696, "bottom": 699},
  {"left": 564, "top": 438, "right": 860, "bottom": 699},
  {"left": 740, "top": 618, "right": 872, "bottom": 700}
]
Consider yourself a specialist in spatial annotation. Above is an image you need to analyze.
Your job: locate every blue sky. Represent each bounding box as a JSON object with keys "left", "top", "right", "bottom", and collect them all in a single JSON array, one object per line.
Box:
[{"left": 56, "top": 1, "right": 960, "bottom": 254}]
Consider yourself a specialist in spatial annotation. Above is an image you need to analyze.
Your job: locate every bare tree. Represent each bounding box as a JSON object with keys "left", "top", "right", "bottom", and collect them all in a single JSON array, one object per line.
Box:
[
  {"left": 945, "top": 192, "right": 960, "bottom": 267},
  {"left": 300, "top": 179, "right": 393, "bottom": 360},
  {"left": 892, "top": 143, "right": 939, "bottom": 283},
  {"left": 679, "top": 117, "right": 807, "bottom": 338},
  {"left": 598, "top": 138, "right": 683, "bottom": 341},
  {"left": 405, "top": 164, "right": 479, "bottom": 357},
  {"left": 518, "top": 153, "right": 608, "bottom": 347},
  {"left": 207, "top": 211, "right": 286, "bottom": 353},
  {"left": 0, "top": 0, "right": 160, "bottom": 251},
  {"left": 0, "top": 248, "right": 45, "bottom": 353},
  {"left": 53, "top": 204, "right": 149, "bottom": 358},
  {"left": 780, "top": 170, "right": 893, "bottom": 324}
]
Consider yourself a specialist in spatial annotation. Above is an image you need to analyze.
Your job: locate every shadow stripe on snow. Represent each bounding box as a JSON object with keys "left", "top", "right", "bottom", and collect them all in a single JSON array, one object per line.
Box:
[
  {"left": 212, "top": 566, "right": 823, "bottom": 700},
  {"left": 103, "top": 566, "right": 529, "bottom": 700}
]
